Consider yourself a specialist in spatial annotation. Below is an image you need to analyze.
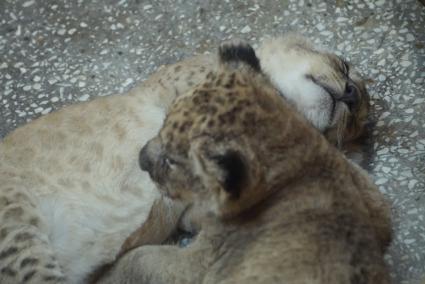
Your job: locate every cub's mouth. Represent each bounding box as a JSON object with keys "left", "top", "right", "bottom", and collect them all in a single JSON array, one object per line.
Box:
[{"left": 305, "top": 74, "right": 360, "bottom": 126}]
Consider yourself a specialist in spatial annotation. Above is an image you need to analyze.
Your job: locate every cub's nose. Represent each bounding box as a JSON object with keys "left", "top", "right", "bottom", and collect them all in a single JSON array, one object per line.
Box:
[
  {"left": 339, "top": 81, "right": 358, "bottom": 111},
  {"left": 139, "top": 144, "right": 152, "bottom": 172}
]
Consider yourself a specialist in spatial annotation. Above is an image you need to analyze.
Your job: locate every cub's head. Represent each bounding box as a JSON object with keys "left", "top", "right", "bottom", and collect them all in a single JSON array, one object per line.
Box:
[
  {"left": 258, "top": 34, "right": 370, "bottom": 146},
  {"left": 140, "top": 41, "right": 328, "bottom": 218}
]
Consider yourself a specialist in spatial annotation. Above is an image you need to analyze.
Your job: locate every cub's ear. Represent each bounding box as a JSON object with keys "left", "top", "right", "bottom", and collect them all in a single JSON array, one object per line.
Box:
[
  {"left": 219, "top": 40, "right": 261, "bottom": 72},
  {"left": 189, "top": 137, "right": 248, "bottom": 200},
  {"left": 210, "top": 150, "right": 247, "bottom": 199}
]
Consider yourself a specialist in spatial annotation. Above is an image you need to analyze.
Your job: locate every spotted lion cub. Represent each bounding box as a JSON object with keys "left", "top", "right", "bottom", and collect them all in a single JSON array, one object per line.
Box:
[
  {"left": 102, "top": 42, "right": 391, "bottom": 284},
  {"left": 0, "top": 35, "right": 370, "bottom": 283}
]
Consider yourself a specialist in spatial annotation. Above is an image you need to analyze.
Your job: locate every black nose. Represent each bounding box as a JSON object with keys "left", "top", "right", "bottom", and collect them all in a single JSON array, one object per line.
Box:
[
  {"left": 139, "top": 144, "right": 152, "bottom": 172},
  {"left": 339, "top": 82, "right": 358, "bottom": 111}
]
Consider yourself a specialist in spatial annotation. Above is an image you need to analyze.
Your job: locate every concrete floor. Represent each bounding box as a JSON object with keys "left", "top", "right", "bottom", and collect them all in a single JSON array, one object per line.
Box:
[{"left": 0, "top": 0, "right": 424, "bottom": 282}]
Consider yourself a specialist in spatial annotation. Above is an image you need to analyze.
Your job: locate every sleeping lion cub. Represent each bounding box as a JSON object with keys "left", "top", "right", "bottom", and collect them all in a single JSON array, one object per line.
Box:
[
  {"left": 0, "top": 35, "right": 370, "bottom": 283},
  {"left": 101, "top": 41, "right": 391, "bottom": 284}
]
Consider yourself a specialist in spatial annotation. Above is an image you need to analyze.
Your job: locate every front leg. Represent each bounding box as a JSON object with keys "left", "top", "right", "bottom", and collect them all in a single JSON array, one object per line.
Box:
[
  {"left": 118, "top": 197, "right": 187, "bottom": 256},
  {"left": 97, "top": 244, "right": 208, "bottom": 284}
]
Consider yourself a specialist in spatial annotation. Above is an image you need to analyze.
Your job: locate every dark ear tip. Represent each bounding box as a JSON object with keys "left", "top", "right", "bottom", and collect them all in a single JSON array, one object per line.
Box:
[
  {"left": 219, "top": 40, "right": 261, "bottom": 72},
  {"left": 213, "top": 150, "right": 247, "bottom": 199}
]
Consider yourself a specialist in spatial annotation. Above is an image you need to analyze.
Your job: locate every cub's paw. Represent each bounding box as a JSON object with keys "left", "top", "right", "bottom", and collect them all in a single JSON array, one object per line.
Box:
[{"left": 219, "top": 39, "right": 261, "bottom": 72}]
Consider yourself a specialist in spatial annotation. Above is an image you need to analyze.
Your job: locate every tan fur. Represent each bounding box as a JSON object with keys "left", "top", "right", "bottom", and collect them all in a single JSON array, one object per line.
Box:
[
  {"left": 0, "top": 52, "right": 215, "bottom": 283},
  {"left": 102, "top": 42, "right": 391, "bottom": 284},
  {"left": 118, "top": 35, "right": 373, "bottom": 253},
  {"left": 0, "top": 35, "right": 372, "bottom": 283},
  {"left": 0, "top": 54, "right": 217, "bottom": 283}
]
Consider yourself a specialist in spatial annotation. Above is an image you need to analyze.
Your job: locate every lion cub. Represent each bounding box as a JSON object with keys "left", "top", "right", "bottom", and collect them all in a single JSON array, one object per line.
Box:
[{"left": 102, "top": 42, "right": 391, "bottom": 284}]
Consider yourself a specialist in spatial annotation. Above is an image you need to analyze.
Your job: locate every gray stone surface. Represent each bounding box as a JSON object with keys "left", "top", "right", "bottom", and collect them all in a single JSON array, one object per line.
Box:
[{"left": 0, "top": 0, "right": 424, "bottom": 282}]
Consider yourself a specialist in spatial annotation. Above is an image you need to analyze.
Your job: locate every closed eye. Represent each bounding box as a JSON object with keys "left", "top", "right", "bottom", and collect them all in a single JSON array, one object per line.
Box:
[
  {"left": 342, "top": 60, "right": 350, "bottom": 76},
  {"left": 163, "top": 155, "right": 184, "bottom": 170},
  {"left": 165, "top": 157, "right": 177, "bottom": 167}
]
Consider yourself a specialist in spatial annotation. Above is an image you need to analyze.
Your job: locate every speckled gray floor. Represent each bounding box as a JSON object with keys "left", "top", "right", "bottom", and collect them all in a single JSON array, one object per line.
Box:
[{"left": 0, "top": 0, "right": 424, "bottom": 282}]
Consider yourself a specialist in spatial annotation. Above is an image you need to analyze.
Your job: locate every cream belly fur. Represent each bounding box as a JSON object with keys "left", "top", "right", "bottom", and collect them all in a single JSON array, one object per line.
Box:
[
  {"left": 0, "top": 35, "right": 369, "bottom": 283},
  {"left": 0, "top": 94, "right": 168, "bottom": 283}
]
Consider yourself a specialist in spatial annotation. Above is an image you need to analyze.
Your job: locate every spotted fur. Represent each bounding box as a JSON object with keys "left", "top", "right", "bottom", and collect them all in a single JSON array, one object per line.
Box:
[
  {"left": 104, "top": 41, "right": 391, "bottom": 284},
  {"left": 0, "top": 35, "right": 371, "bottom": 283}
]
